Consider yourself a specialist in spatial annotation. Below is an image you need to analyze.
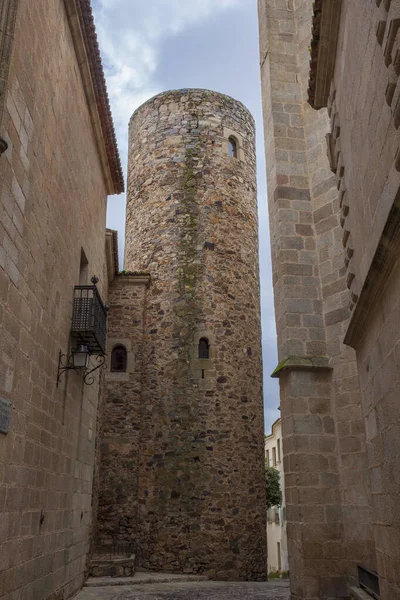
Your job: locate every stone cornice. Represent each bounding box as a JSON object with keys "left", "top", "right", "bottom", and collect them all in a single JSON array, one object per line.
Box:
[
  {"left": 264, "top": 417, "right": 281, "bottom": 440},
  {"left": 64, "top": 0, "right": 124, "bottom": 194},
  {"left": 271, "top": 356, "right": 332, "bottom": 379},
  {"left": 113, "top": 275, "right": 150, "bottom": 286},
  {"left": 308, "top": 0, "right": 343, "bottom": 109},
  {"left": 0, "top": 0, "right": 20, "bottom": 155},
  {"left": 344, "top": 189, "right": 400, "bottom": 348}
]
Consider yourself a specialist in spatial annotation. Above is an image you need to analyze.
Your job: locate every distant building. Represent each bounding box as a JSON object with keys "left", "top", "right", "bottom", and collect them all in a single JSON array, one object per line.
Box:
[{"left": 265, "top": 418, "right": 288, "bottom": 575}]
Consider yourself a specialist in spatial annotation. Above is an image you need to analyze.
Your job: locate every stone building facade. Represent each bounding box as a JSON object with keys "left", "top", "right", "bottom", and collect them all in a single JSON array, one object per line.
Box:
[
  {"left": 94, "top": 89, "right": 268, "bottom": 581},
  {"left": 0, "top": 1, "right": 268, "bottom": 595},
  {"left": 265, "top": 418, "right": 289, "bottom": 576},
  {"left": 0, "top": 1, "right": 123, "bottom": 599},
  {"left": 259, "top": 0, "right": 400, "bottom": 599}
]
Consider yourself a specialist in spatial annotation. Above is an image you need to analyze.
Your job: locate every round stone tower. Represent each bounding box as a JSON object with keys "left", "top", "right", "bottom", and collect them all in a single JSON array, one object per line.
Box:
[{"left": 126, "top": 89, "right": 267, "bottom": 579}]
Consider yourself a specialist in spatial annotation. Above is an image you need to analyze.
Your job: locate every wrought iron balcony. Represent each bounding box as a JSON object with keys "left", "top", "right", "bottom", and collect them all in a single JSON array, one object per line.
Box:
[{"left": 71, "top": 284, "right": 107, "bottom": 355}]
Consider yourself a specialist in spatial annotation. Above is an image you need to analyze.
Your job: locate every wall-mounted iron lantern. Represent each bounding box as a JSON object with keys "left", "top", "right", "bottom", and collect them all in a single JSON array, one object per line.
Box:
[
  {"left": 57, "top": 276, "right": 108, "bottom": 387},
  {"left": 71, "top": 344, "right": 91, "bottom": 369}
]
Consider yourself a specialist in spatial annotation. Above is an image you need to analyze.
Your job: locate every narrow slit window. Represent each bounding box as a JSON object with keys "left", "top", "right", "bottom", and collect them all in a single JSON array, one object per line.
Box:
[
  {"left": 198, "top": 338, "right": 210, "bottom": 359},
  {"left": 228, "top": 136, "right": 238, "bottom": 158},
  {"left": 111, "top": 345, "right": 127, "bottom": 372}
]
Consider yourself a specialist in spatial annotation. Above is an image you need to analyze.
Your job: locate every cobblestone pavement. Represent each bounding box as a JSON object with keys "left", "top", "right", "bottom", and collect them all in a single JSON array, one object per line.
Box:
[{"left": 76, "top": 580, "right": 290, "bottom": 600}]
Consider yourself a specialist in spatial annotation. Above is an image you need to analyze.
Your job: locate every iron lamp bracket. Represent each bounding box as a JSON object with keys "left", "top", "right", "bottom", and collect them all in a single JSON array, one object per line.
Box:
[{"left": 56, "top": 350, "right": 107, "bottom": 387}]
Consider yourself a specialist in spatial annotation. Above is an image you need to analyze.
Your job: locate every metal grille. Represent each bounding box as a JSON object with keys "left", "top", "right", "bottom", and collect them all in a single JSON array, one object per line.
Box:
[
  {"left": 95, "top": 539, "right": 134, "bottom": 559},
  {"left": 0, "top": 398, "right": 11, "bottom": 434},
  {"left": 110, "top": 537, "right": 134, "bottom": 558},
  {"left": 358, "top": 565, "right": 380, "bottom": 599},
  {"left": 71, "top": 286, "right": 107, "bottom": 354}
]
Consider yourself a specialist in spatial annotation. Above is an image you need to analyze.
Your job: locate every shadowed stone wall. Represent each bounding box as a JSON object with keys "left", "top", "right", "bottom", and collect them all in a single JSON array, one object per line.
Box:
[
  {"left": 95, "top": 275, "right": 148, "bottom": 551},
  {"left": 124, "top": 89, "right": 267, "bottom": 579},
  {"left": 0, "top": 1, "right": 118, "bottom": 598},
  {"left": 258, "top": 1, "right": 375, "bottom": 598},
  {"left": 326, "top": 2, "right": 400, "bottom": 598}
]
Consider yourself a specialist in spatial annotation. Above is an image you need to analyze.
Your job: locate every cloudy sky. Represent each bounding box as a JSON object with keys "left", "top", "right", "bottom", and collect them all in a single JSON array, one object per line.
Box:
[{"left": 91, "top": 0, "right": 280, "bottom": 432}]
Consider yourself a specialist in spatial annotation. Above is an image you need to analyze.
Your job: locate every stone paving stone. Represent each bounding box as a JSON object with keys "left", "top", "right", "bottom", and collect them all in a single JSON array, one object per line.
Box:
[{"left": 75, "top": 580, "right": 290, "bottom": 600}]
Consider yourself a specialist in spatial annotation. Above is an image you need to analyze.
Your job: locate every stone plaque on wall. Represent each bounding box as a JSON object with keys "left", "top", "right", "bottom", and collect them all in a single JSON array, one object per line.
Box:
[{"left": 0, "top": 398, "right": 11, "bottom": 434}]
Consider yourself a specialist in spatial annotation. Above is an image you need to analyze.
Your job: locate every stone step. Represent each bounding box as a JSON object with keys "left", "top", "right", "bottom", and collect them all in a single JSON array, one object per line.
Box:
[
  {"left": 85, "top": 571, "right": 209, "bottom": 587},
  {"left": 90, "top": 555, "right": 136, "bottom": 578}
]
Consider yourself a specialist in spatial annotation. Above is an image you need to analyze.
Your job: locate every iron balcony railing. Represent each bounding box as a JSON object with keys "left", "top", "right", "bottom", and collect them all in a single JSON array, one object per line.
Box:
[{"left": 71, "top": 285, "right": 107, "bottom": 355}]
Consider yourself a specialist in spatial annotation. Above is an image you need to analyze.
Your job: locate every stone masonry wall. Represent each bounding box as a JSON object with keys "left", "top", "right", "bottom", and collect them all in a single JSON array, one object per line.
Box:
[
  {"left": 355, "top": 257, "right": 400, "bottom": 600},
  {"left": 329, "top": 2, "right": 400, "bottom": 598},
  {"left": 296, "top": 1, "right": 377, "bottom": 589},
  {"left": 0, "top": 1, "right": 110, "bottom": 598},
  {"left": 125, "top": 89, "right": 267, "bottom": 580},
  {"left": 332, "top": 0, "right": 400, "bottom": 295},
  {"left": 258, "top": 1, "right": 375, "bottom": 598},
  {"left": 95, "top": 276, "right": 147, "bottom": 551}
]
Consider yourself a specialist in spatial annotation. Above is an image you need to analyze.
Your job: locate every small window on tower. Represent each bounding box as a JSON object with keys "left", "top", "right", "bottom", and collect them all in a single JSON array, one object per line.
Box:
[
  {"left": 228, "top": 136, "right": 238, "bottom": 158},
  {"left": 198, "top": 338, "right": 210, "bottom": 359},
  {"left": 111, "top": 345, "right": 127, "bottom": 372}
]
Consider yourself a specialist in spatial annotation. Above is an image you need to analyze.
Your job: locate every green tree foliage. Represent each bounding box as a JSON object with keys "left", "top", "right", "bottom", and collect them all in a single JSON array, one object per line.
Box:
[{"left": 265, "top": 465, "right": 282, "bottom": 509}]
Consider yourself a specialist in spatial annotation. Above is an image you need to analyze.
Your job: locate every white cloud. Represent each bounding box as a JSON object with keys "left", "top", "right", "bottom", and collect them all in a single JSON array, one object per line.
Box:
[{"left": 93, "top": 0, "right": 246, "bottom": 157}]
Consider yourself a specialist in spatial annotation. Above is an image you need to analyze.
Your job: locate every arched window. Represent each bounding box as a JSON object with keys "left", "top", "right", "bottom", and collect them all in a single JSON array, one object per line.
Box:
[
  {"left": 198, "top": 338, "right": 210, "bottom": 359},
  {"left": 111, "top": 345, "right": 127, "bottom": 372},
  {"left": 228, "top": 136, "right": 238, "bottom": 158}
]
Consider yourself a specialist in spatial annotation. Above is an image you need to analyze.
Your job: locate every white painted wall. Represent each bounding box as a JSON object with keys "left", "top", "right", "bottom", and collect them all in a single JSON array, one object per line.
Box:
[{"left": 265, "top": 418, "right": 289, "bottom": 573}]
